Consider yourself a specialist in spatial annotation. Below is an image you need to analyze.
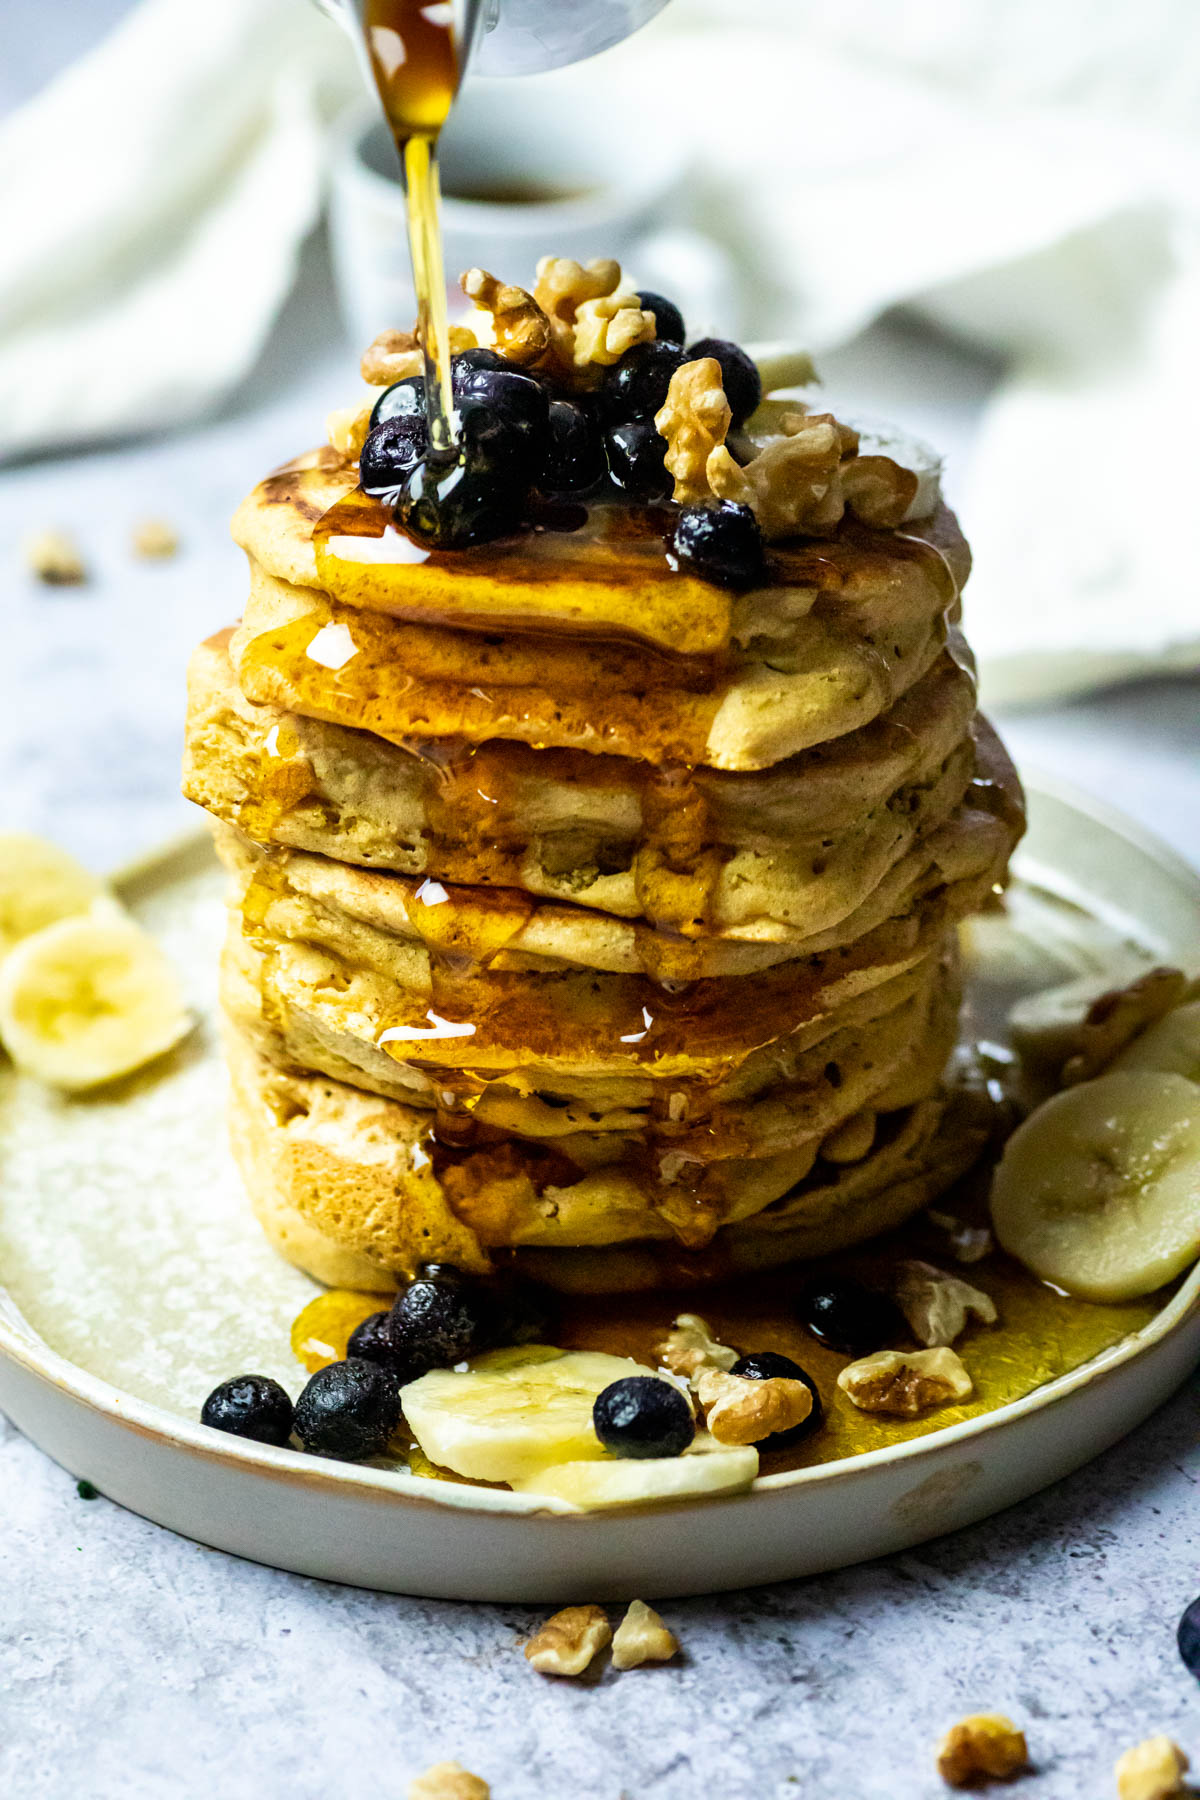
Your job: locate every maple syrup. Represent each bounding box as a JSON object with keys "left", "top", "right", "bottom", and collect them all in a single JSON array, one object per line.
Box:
[{"left": 361, "top": 0, "right": 464, "bottom": 458}]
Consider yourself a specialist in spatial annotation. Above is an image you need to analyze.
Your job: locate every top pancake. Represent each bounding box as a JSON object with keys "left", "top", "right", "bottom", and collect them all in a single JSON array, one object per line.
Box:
[{"left": 230, "top": 450, "right": 968, "bottom": 772}]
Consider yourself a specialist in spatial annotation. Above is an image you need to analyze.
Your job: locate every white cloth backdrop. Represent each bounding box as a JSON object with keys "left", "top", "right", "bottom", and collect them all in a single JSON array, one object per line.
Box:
[{"left": 2, "top": 0, "right": 1198, "bottom": 704}]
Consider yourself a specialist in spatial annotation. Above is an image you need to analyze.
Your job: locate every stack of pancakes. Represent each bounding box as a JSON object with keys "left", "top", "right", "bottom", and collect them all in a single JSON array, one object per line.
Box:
[{"left": 184, "top": 443, "right": 1024, "bottom": 1294}]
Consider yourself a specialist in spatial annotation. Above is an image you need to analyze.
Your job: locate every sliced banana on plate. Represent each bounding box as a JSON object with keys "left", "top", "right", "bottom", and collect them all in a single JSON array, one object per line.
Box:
[
  {"left": 0, "top": 912, "right": 192, "bottom": 1091},
  {"left": 1111, "top": 1000, "right": 1200, "bottom": 1084},
  {"left": 514, "top": 1434, "right": 759, "bottom": 1509},
  {"left": 990, "top": 1070, "right": 1200, "bottom": 1300},
  {"left": 0, "top": 832, "right": 108, "bottom": 960},
  {"left": 401, "top": 1348, "right": 648, "bottom": 1484}
]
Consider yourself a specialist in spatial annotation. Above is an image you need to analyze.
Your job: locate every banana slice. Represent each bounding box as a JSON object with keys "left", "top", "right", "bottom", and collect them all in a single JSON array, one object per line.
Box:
[
  {"left": 1008, "top": 972, "right": 1127, "bottom": 1077},
  {"left": 514, "top": 1434, "right": 759, "bottom": 1510},
  {"left": 401, "top": 1348, "right": 648, "bottom": 1484},
  {"left": 0, "top": 833, "right": 108, "bottom": 960},
  {"left": 0, "top": 913, "right": 192, "bottom": 1091},
  {"left": 1112, "top": 1000, "right": 1200, "bottom": 1084},
  {"left": 990, "top": 1071, "right": 1200, "bottom": 1300}
]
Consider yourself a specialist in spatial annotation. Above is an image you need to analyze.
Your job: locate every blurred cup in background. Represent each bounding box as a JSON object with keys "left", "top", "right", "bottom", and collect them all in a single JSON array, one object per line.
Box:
[{"left": 328, "top": 65, "right": 738, "bottom": 348}]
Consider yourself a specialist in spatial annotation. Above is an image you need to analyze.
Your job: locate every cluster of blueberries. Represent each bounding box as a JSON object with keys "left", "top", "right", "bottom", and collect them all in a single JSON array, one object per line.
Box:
[
  {"left": 359, "top": 288, "right": 768, "bottom": 587},
  {"left": 200, "top": 1269, "right": 906, "bottom": 1467}
]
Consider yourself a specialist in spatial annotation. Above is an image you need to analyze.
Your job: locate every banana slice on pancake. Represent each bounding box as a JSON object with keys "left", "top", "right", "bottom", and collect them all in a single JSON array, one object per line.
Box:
[
  {"left": 0, "top": 913, "right": 192, "bottom": 1090},
  {"left": 0, "top": 832, "right": 108, "bottom": 960},
  {"left": 990, "top": 1070, "right": 1200, "bottom": 1300}
]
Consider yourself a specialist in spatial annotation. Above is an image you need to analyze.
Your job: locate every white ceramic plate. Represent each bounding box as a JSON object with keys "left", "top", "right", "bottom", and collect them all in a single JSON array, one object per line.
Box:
[{"left": 1, "top": 776, "right": 1198, "bottom": 1603}]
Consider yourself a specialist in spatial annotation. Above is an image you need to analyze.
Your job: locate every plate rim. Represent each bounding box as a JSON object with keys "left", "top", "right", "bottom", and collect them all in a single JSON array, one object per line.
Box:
[{"left": 2, "top": 774, "right": 1199, "bottom": 1522}]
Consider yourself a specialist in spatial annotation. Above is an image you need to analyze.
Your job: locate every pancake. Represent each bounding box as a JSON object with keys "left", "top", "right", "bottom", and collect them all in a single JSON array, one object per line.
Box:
[
  {"left": 228, "top": 497, "right": 967, "bottom": 771},
  {"left": 223, "top": 924, "right": 961, "bottom": 1161},
  {"left": 225, "top": 1023, "right": 984, "bottom": 1293},
  {"left": 186, "top": 631, "right": 979, "bottom": 940}
]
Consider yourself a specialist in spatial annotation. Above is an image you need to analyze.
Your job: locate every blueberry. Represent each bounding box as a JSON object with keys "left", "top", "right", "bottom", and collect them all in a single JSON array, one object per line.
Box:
[
  {"left": 388, "top": 1264, "right": 496, "bottom": 1367},
  {"left": 201, "top": 1374, "right": 294, "bottom": 1448},
  {"left": 1179, "top": 1595, "right": 1200, "bottom": 1679},
  {"left": 452, "top": 364, "right": 550, "bottom": 459},
  {"left": 667, "top": 502, "right": 764, "bottom": 588},
  {"left": 344, "top": 1308, "right": 433, "bottom": 1383},
  {"left": 539, "top": 399, "right": 607, "bottom": 494},
  {"left": 606, "top": 419, "right": 671, "bottom": 501},
  {"left": 360, "top": 415, "right": 427, "bottom": 496},
  {"left": 370, "top": 375, "right": 425, "bottom": 430},
  {"left": 601, "top": 340, "right": 687, "bottom": 424},
  {"left": 452, "top": 347, "right": 511, "bottom": 375},
  {"left": 593, "top": 1375, "right": 695, "bottom": 1459},
  {"left": 636, "top": 290, "right": 685, "bottom": 346},
  {"left": 397, "top": 450, "right": 525, "bottom": 549},
  {"left": 729, "top": 1352, "right": 823, "bottom": 1448},
  {"left": 685, "top": 336, "right": 762, "bottom": 427},
  {"left": 293, "top": 1358, "right": 401, "bottom": 1460},
  {"left": 796, "top": 1278, "right": 905, "bottom": 1358}
]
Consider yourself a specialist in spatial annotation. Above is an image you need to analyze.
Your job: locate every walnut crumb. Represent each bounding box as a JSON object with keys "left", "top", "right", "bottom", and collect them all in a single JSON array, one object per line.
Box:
[
  {"left": 131, "top": 518, "right": 179, "bottom": 560},
  {"left": 838, "top": 1347, "right": 972, "bottom": 1417},
  {"left": 937, "top": 1714, "right": 1029, "bottom": 1787},
  {"left": 25, "top": 528, "right": 86, "bottom": 585},
  {"left": 894, "top": 1260, "right": 998, "bottom": 1348},
  {"left": 407, "top": 1763, "right": 490, "bottom": 1800},
  {"left": 1062, "top": 967, "right": 1187, "bottom": 1085},
  {"left": 657, "top": 1313, "right": 738, "bottom": 1383},
  {"left": 696, "top": 1366, "right": 813, "bottom": 1446},
  {"left": 611, "top": 1600, "right": 679, "bottom": 1670},
  {"left": 361, "top": 327, "right": 420, "bottom": 385},
  {"left": 1115, "top": 1736, "right": 1190, "bottom": 1800},
  {"left": 524, "top": 1604, "right": 611, "bottom": 1677}
]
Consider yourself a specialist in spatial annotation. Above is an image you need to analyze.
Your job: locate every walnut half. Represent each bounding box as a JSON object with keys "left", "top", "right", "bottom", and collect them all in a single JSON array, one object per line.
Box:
[
  {"left": 1115, "top": 1736, "right": 1190, "bottom": 1800},
  {"left": 893, "top": 1260, "right": 998, "bottom": 1348},
  {"left": 657, "top": 1313, "right": 738, "bottom": 1383},
  {"left": 524, "top": 1604, "right": 611, "bottom": 1677},
  {"left": 838, "top": 1347, "right": 973, "bottom": 1417},
  {"left": 937, "top": 1714, "right": 1029, "bottom": 1787},
  {"left": 696, "top": 1366, "right": 813, "bottom": 1446}
]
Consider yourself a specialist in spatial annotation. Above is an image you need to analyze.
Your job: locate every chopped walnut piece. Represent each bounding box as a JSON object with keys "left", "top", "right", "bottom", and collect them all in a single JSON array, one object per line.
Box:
[
  {"left": 894, "top": 1260, "right": 998, "bottom": 1349},
  {"left": 461, "top": 268, "right": 555, "bottom": 369},
  {"left": 572, "top": 289, "right": 655, "bottom": 369},
  {"left": 611, "top": 1600, "right": 679, "bottom": 1670},
  {"left": 325, "top": 404, "right": 374, "bottom": 462},
  {"left": 361, "top": 327, "right": 420, "bottom": 385},
  {"left": 937, "top": 1715, "right": 1029, "bottom": 1787},
  {"left": 1115, "top": 1736, "right": 1190, "bottom": 1800},
  {"left": 821, "top": 1109, "right": 877, "bottom": 1164},
  {"left": 131, "top": 518, "right": 179, "bottom": 560},
  {"left": 407, "top": 1763, "right": 491, "bottom": 1800},
  {"left": 25, "top": 528, "right": 86, "bottom": 585},
  {"left": 657, "top": 1313, "right": 738, "bottom": 1384},
  {"left": 524, "top": 1604, "right": 611, "bottom": 1677},
  {"left": 840, "top": 453, "right": 920, "bottom": 527},
  {"left": 1062, "top": 967, "right": 1188, "bottom": 1086},
  {"left": 838, "top": 1347, "right": 973, "bottom": 1417},
  {"left": 696, "top": 1366, "right": 813, "bottom": 1446},
  {"left": 708, "top": 411, "right": 847, "bottom": 538},
  {"left": 927, "top": 1209, "right": 994, "bottom": 1265},
  {"left": 656, "top": 359, "right": 732, "bottom": 505},
  {"left": 534, "top": 255, "right": 623, "bottom": 364}
]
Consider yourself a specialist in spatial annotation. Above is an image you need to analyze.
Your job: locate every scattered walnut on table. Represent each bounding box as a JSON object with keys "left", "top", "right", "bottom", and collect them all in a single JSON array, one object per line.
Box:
[
  {"left": 131, "top": 517, "right": 179, "bottom": 560},
  {"left": 656, "top": 358, "right": 732, "bottom": 506},
  {"left": 407, "top": 1762, "right": 490, "bottom": 1800},
  {"left": 611, "top": 1600, "right": 679, "bottom": 1670},
  {"left": 24, "top": 528, "right": 86, "bottom": 586},
  {"left": 838, "top": 1346, "right": 973, "bottom": 1417},
  {"left": 936, "top": 1714, "right": 1029, "bottom": 1787},
  {"left": 1061, "top": 966, "right": 1188, "bottom": 1086},
  {"left": 657, "top": 1313, "right": 738, "bottom": 1384},
  {"left": 695, "top": 1366, "right": 813, "bottom": 1446},
  {"left": 1114, "top": 1736, "right": 1191, "bottom": 1800},
  {"left": 524, "top": 1604, "right": 612, "bottom": 1677},
  {"left": 893, "top": 1260, "right": 998, "bottom": 1349}
]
